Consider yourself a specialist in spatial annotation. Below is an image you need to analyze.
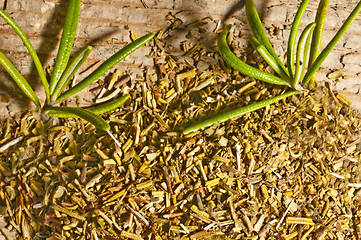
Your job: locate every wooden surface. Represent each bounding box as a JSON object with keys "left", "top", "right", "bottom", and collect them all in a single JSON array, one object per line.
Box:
[{"left": 0, "top": 0, "right": 360, "bottom": 117}]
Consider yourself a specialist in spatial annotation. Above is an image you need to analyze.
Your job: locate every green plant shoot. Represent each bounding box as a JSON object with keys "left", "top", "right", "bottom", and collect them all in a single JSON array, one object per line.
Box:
[
  {"left": 0, "top": 0, "right": 154, "bottom": 134},
  {"left": 308, "top": 0, "right": 329, "bottom": 86},
  {"left": 183, "top": 0, "right": 361, "bottom": 134},
  {"left": 0, "top": 9, "right": 50, "bottom": 100},
  {"left": 49, "top": 0, "right": 81, "bottom": 96},
  {"left": 218, "top": 25, "right": 289, "bottom": 87},
  {"left": 55, "top": 33, "right": 155, "bottom": 103},
  {"left": 183, "top": 91, "right": 298, "bottom": 135}
]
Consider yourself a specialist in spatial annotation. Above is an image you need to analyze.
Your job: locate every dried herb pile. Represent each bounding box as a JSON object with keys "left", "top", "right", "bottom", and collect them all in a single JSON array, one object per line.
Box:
[{"left": 1, "top": 16, "right": 361, "bottom": 240}]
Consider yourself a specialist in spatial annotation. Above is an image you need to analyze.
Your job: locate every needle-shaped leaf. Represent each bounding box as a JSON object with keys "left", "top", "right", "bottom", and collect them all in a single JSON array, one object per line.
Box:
[
  {"left": 47, "top": 94, "right": 130, "bottom": 118},
  {"left": 55, "top": 32, "right": 155, "bottom": 103},
  {"left": 293, "top": 23, "right": 316, "bottom": 88},
  {"left": 87, "top": 94, "right": 129, "bottom": 114},
  {"left": 287, "top": 0, "right": 310, "bottom": 78},
  {"left": 303, "top": 1, "right": 361, "bottom": 85},
  {"left": 248, "top": 34, "right": 262, "bottom": 49},
  {"left": 218, "top": 25, "right": 289, "bottom": 86},
  {"left": 51, "top": 45, "right": 92, "bottom": 102},
  {"left": 0, "top": 52, "right": 41, "bottom": 109},
  {"left": 249, "top": 35, "right": 291, "bottom": 82},
  {"left": 308, "top": 0, "right": 329, "bottom": 87},
  {"left": 183, "top": 91, "right": 298, "bottom": 135},
  {"left": 245, "top": 0, "right": 289, "bottom": 78},
  {"left": 0, "top": 9, "right": 50, "bottom": 100},
  {"left": 45, "top": 106, "right": 110, "bottom": 131},
  {"left": 49, "top": 0, "right": 81, "bottom": 95}
]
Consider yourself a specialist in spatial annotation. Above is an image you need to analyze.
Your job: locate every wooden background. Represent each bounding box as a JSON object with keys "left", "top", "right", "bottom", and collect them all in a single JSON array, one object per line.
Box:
[{"left": 0, "top": 0, "right": 360, "bottom": 117}]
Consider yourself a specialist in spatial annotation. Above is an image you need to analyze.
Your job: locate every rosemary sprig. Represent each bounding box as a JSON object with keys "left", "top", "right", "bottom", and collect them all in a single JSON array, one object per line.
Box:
[
  {"left": 184, "top": 0, "right": 361, "bottom": 134},
  {"left": 0, "top": 0, "right": 154, "bottom": 131}
]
